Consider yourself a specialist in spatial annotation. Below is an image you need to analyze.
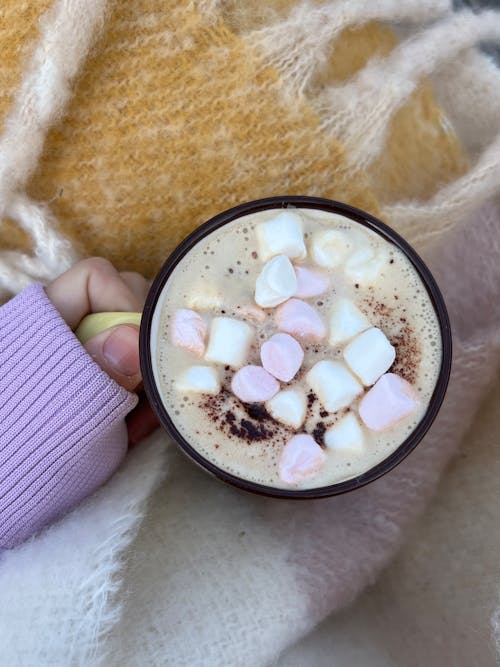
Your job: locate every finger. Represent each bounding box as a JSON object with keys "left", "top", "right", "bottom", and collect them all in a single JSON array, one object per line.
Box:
[
  {"left": 126, "top": 392, "right": 160, "bottom": 447},
  {"left": 46, "top": 257, "right": 144, "bottom": 329},
  {"left": 84, "top": 324, "right": 141, "bottom": 392},
  {"left": 119, "top": 271, "right": 150, "bottom": 308}
]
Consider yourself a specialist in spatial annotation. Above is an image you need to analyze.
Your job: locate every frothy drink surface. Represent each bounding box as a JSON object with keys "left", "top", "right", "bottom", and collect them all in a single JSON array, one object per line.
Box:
[{"left": 152, "top": 208, "right": 441, "bottom": 490}]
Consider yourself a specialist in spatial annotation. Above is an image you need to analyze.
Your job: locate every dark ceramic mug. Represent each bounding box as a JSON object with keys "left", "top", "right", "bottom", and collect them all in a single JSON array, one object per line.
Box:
[{"left": 76, "top": 196, "right": 452, "bottom": 498}]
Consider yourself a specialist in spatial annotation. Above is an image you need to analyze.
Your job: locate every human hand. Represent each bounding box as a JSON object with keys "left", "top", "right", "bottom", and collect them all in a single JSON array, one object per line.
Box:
[{"left": 46, "top": 257, "right": 159, "bottom": 446}]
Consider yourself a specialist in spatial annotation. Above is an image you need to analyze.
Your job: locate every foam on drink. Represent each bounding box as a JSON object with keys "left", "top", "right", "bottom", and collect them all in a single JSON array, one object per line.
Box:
[{"left": 152, "top": 208, "right": 442, "bottom": 490}]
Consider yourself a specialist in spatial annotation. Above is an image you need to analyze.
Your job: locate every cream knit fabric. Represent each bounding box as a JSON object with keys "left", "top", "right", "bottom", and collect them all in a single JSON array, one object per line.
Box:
[
  {"left": 0, "top": 2, "right": 500, "bottom": 666},
  {"left": 280, "top": 373, "right": 500, "bottom": 667},
  {"left": 0, "top": 0, "right": 106, "bottom": 294},
  {"left": 104, "top": 202, "right": 500, "bottom": 667}
]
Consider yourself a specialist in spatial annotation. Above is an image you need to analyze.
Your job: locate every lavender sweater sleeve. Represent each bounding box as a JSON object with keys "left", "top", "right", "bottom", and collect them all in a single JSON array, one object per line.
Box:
[{"left": 0, "top": 283, "right": 138, "bottom": 549}]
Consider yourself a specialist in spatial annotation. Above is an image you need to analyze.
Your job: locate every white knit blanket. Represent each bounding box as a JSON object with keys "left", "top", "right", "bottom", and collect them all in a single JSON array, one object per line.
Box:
[{"left": 1, "top": 2, "right": 500, "bottom": 665}]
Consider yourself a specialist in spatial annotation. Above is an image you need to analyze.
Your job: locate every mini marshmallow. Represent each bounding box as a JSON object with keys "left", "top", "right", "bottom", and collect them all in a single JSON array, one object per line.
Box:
[
  {"left": 176, "top": 365, "right": 220, "bottom": 395},
  {"left": 237, "top": 304, "right": 267, "bottom": 325},
  {"left": 231, "top": 365, "right": 280, "bottom": 403},
  {"left": 310, "top": 229, "right": 357, "bottom": 268},
  {"left": 275, "top": 298, "right": 326, "bottom": 342},
  {"left": 255, "top": 255, "right": 298, "bottom": 308},
  {"left": 205, "top": 317, "right": 253, "bottom": 368},
  {"left": 186, "top": 285, "right": 223, "bottom": 310},
  {"left": 294, "top": 266, "right": 330, "bottom": 298},
  {"left": 256, "top": 211, "right": 306, "bottom": 262},
  {"left": 345, "top": 247, "right": 387, "bottom": 284},
  {"left": 265, "top": 387, "right": 307, "bottom": 429},
  {"left": 328, "top": 298, "right": 371, "bottom": 346},
  {"left": 306, "top": 360, "right": 363, "bottom": 413},
  {"left": 359, "top": 373, "right": 419, "bottom": 431},
  {"left": 343, "top": 327, "right": 396, "bottom": 386},
  {"left": 260, "top": 333, "right": 304, "bottom": 382},
  {"left": 171, "top": 309, "right": 207, "bottom": 356},
  {"left": 324, "top": 413, "right": 365, "bottom": 454},
  {"left": 279, "top": 434, "right": 326, "bottom": 484},
  {"left": 346, "top": 244, "right": 375, "bottom": 266}
]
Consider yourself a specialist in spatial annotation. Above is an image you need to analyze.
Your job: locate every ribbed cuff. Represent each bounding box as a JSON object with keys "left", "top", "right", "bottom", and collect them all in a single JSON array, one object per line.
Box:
[{"left": 0, "top": 283, "right": 138, "bottom": 549}]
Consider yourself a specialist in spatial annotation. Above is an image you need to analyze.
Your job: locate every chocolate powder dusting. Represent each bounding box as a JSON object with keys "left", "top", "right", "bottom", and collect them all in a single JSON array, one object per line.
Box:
[
  {"left": 200, "top": 390, "right": 227, "bottom": 424},
  {"left": 200, "top": 391, "right": 277, "bottom": 444},
  {"left": 244, "top": 403, "right": 272, "bottom": 422},
  {"left": 312, "top": 422, "right": 326, "bottom": 447},
  {"left": 390, "top": 322, "right": 421, "bottom": 384},
  {"left": 240, "top": 419, "right": 272, "bottom": 442},
  {"left": 373, "top": 300, "right": 394, "bottom": 318},
  {"left": 227, "top": 417, "right": 273, "bottom": 442}
]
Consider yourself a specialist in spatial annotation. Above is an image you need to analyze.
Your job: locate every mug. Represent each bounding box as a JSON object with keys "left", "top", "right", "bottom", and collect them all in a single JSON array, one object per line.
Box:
[{"left": 75, "top": 196, "right": 452, "bottom": 498}]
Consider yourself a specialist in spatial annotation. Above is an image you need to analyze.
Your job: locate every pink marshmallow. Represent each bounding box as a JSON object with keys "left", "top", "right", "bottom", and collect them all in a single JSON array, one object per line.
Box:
[
  {"left": 294, "top": 266, "right": 330, "bottom": 298},
  {"left": 275, "top": 298, "right": 326, "bottom": 342},
  {"left": 359, "top": 373, "right": 419, "bottom": 431},
  {"left": 279, "top": 434, "right": 326, "bottom": 484},
  {"left": 260, "top": 333, "right": 304, "bottom": 382},
  {"left": 237, "top": 304, "right": 267, "bottom": 325},
  {"left": 231, "top": 365, "right": 280, "bottom": 403},
  {"left": 171, "top": 309, "right": 207, "bottom": 356}
]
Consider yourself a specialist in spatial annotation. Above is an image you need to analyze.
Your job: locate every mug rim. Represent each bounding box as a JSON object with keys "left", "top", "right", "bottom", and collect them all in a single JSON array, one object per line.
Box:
[{"left": 139, "top": 196, "right": 452, "bottom": 499}]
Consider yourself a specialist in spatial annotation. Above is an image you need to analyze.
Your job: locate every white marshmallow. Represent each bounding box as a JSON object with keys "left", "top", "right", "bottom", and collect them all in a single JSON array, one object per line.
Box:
[
  {"left": 346, "top": 244, "right": 375, "bottom": 266},
  {"left": 343, "top": 327, "right": 396, "bottom": 386},
  {"left": 205, "top": 317, "right": 254, "bottom": 368},
  {"left": 176, "top": 365, "right": 220, "bottom": 395},
  {"left": 345, "top": 247, "right": 387, "bottom": 284},
  {"left": 311, "top": 229, "right": 359, "bottom": 268},
  {"left": 186, "top": 284, "right": 223, "bottom": 310},
  {"left": 329, "top": 298, "right": 371, "bottom": 346},
  {"left": 265, "top": 387, "right": 307, "bottom": 429},
  {"left": 255, "top": 255, "right": 297, "bottom": 308},
  {"left": 256, "top": 211, "right": 306, "bottom": 262},
  {"left": 306, "top": 360, "right": 363, "bottom": 413},
  {"left": 324, "top": 413, "right": 365, "bottom": 454}
]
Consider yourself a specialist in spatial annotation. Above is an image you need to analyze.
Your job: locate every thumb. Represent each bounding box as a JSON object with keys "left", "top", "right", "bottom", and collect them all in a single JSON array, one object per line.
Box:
[{"left": 84, "top": 324, "right": 141, "bottom": 392}]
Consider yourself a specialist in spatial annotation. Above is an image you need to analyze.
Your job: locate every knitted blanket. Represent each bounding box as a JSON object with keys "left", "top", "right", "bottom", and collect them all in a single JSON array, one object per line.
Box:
[{"left": 0, "top": 2, "right": 499, "bottom": 665}]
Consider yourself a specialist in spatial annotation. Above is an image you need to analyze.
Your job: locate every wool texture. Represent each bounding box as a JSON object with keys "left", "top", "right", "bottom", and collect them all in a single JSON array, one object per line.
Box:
[
  {"left": 0, "top": 1, "right": 500, "bottom": 666},
  {"left": 102, "top": 201, "right": 500, "bottom": 667},
  {"left": 278, "top": 226, "right": 500, "bottom": 665},
  {"left": 0, "top": 435, "right": 165, "bottom": 666},
  {"left": 0, "top": 0, "right": 467, "bottom": 280}
]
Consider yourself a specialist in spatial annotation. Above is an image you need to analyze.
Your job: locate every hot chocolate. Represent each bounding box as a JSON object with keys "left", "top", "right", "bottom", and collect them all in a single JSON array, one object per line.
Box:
[{"left": 150, "top": 206, "right": 442, "bottom": 490}]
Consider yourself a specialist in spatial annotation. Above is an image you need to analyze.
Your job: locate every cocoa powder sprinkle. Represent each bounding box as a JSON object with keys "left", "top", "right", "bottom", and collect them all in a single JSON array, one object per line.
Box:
[
  {"left": 390, "top": 323, "right": 421, "bottom": 384},
  {"left": 312, "top": 422, "right": 326, "bottom": 447}
]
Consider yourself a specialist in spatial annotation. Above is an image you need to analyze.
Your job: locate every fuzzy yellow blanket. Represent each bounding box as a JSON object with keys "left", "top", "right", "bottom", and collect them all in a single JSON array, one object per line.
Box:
[{"left": 1, "top": 2, "right": 500, "bottom": 665}]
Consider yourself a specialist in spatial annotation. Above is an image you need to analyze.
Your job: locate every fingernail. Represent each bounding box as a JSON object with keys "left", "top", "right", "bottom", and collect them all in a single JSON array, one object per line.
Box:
[{"left": 103, "top": 326, "right": 140, "bottom": 376}]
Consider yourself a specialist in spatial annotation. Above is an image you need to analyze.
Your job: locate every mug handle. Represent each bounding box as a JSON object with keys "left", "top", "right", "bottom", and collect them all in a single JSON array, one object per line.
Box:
[{"left": 75, "top": 312, "right": 142, "bottom": 344}]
